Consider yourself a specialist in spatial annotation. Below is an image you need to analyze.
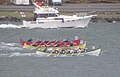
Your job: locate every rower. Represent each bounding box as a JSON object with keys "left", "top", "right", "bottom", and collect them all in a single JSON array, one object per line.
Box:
[
  {"left": 64, "top": 38, "right": 70, "bottom": 42},
  {"left": 77, "top": 48, "right": 83, "bottom": 56},
  {"left": 27, "top": 38, "right": 33, "bottom": 42},
  {"left": 71, "top": 49, "right": 75, "bottom": 56},
  {"left": 64, "top": 49, "right": 68, "bottom": 55}
]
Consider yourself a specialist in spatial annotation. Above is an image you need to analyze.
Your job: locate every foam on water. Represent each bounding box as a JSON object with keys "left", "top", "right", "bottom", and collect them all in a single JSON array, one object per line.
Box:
[
  {"left": 0, "top": 52, "right": 75, "bottom": 57},
  {"left": 9, "top": 52, "right": 39, "bottom": 57},
  {"left": 25, "top": 26, "right": 60, "bottom": 29},
  {"left": 0, "top": 24, "right": 61, "bottom": 29},
  {"left": 0, "top": 42, "right": 23, "bottom": 51},
  {"left": 0, "top": 52, "right": 49, "bottom": 57},
  {"left": 0, "top": 24, "right": 21, "bottom": 28},
  {"left": 0, "top": 42, "right": 77, "bottom": 57}
]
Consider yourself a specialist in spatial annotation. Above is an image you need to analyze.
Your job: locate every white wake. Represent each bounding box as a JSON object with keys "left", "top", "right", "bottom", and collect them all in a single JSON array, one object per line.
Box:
[
  {"left": 0, "top": 42, "right": 23, "bottom": 51},
  {"left": 0, "top": 24, "right": 21, "bottom": 28},
  {"left": 0, "top": 24, "right": 62, "bottom": 29}
]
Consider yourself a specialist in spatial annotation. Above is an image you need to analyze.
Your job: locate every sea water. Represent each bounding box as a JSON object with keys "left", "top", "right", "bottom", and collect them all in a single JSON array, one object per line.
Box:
[{"left": 0, "top": 22, "right": 120, "bottom": 77}]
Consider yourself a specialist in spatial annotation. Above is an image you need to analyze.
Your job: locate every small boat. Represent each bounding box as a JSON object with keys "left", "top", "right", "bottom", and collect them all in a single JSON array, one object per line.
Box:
[
  {"left": 23, "top": 41, "right": 86, "bottom": 50},
  {"left": 21, "top": 1, "right": 96, "bottom": 29},
  {"left": 20, "top": 38, "right": 86, "bottom": 50},
  {"left": 20, "top": 38, "right": 101, "bottom": 56},
  {"left": 36, "top": 47, "right": 101, "bottom": 56}
]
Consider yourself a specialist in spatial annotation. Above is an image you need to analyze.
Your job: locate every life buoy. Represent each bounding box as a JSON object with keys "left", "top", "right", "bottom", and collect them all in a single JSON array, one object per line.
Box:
[{"left": 80, "top": 40, "right": 83, "bottom": 44}]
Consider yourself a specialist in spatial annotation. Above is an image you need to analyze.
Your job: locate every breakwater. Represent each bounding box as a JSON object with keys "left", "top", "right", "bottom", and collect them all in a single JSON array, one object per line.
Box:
[
  {"left": 0, "top": 4, "right": 120, "bottom": 23},
  {"left": 0, "top": 16, "right": 120, "bottom": 23},
  {"left": 91, "top": 16, "right": 120, "bottom": 23}
]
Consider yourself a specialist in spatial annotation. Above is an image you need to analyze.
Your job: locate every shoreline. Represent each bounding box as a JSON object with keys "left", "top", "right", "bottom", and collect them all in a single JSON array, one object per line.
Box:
[
  {"left": 0, "top": 16, "right": 120, "bottom": 24},
  {"left": 0, "top": 4, "right": 120, "bottom": 23},
  {"left": 0, "top": 12, "right": 120, "bottom": 23}
]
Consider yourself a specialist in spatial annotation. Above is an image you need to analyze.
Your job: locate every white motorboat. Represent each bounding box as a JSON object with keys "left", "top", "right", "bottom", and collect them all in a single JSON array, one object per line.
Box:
[{"left": 22, "top": 2, "right": 96, "bottom": 29}]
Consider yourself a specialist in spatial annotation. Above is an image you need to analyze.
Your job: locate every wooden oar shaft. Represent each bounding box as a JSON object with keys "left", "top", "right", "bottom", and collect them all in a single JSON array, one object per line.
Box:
[
  {"left": 71, "top": 52, "right": 74, "bottom": 56},
  {"left": 77, "top": 52, "right": 81, "bottom": 56},
  {"left": 56, "top": 51, "right": 61, "bottom": 56},
  {"left": 47, "top": 51, "right": 53, "bottom": 57}
]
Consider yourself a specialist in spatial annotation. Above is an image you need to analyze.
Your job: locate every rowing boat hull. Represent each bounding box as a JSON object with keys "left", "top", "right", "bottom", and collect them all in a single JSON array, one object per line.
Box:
[
  {"left": 36, "top": 48, "right": 101, "bottom": 56},
  {"left": 80, "top": 48, "right": 101, "bottom": 56}
]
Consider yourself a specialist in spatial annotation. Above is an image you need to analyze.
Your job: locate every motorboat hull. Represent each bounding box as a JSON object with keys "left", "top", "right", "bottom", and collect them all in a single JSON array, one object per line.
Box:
[{"left": 22, "top": 15, "right": 93, "bottom": 28}]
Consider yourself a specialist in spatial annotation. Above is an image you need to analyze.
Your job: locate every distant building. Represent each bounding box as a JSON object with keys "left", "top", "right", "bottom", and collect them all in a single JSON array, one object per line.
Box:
[
  {"left": 0, "top": 0, "right": 10, "bottom": 5},
  {"left": 0, "top": 0, "right": 120, "bottom": 5},
  {"left": 63, "top": 0, "right": 120, "bottom": 3},
  {"left": 10, "top": 0, "right": 30, "bottom": 5},
  {"left": 0, "top": 0, "right": 4, "bottom": 4}
]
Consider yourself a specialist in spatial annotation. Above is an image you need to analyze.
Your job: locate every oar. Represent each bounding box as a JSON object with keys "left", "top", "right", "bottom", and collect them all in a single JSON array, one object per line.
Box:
[
  {"left": 31, "top": 46, "right": 39, "bottom": 50},
  {"left": 71, "top": 51, "right": 74, "bottom": 56},
  {"left": 64, "top": 49, "right": 69, "bottom": 55},
  {"left": 64, "top": 51, "right": 67, "bottom": 55},
  {"left": 30, "top": 44, "right": 41, "bottom": 50},
  {"left": 56, "top": 50, "right": 61, "bottom": 57},
  {"left": 47, "top": 50, "right": 54, "bottom": 57},
  {"left": 77, "top": 51, "right": 81, "bottom": 56},
  {"left": 77, "top": 49, "right": 83, "bottom": 56},
  {"left": 70, "top": 49, "right": 76, "bottom": 56},
  {"left": 33, "top": 40, "right": 44, "bottom": 50}
]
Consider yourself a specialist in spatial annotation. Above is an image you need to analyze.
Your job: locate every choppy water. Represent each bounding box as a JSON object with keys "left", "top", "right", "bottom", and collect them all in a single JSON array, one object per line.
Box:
[{"left": 0, "top": 22, "right": 120, "bottom": 77}]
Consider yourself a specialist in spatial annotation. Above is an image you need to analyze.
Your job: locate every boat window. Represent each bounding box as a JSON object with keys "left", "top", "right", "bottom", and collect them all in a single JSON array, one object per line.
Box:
[
  {"left": 37, "top": 13, "right": 58, "bottom": 18},
  {"left": 37, "top": 14, "right": 48, "bottom": 18},
  {"left": 48, "top": 14, "right": 58, "bottom": 17},
  {"left": 31, "top": 21, "right": 36, "bottom": 24},
  {"left": 38, "top": 22, "right": 44, "bottom": 24},
  {"left": 54, "top": 18, "right": 63, "bottom": 20}
]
